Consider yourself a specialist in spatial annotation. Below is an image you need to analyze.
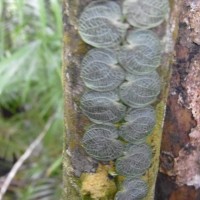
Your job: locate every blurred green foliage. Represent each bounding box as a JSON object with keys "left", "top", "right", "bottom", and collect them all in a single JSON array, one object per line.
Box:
[{"left": 0, "top": 0, "right": 63, "bottom": 199}]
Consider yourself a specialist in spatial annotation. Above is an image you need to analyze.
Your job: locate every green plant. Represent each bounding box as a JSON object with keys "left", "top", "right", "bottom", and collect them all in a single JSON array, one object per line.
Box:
[
  {"left": 77, "top": 0, "right": 168, "bottom": 199},
  {"left": 0, "top": 0, "right": 62, "bottom": 199}
]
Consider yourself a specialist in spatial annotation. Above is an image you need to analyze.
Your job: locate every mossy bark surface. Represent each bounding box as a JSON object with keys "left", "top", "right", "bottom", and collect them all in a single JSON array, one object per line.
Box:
[
  {"left": 62, "top": 0, "right": 180, "bottom": 200},
  {"left": 62, "top": 1, "right": 115, "bottom": 199}
]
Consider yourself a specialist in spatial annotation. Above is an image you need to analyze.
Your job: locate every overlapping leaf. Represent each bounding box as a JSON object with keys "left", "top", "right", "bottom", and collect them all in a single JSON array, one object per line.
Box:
[
  {"left": 116, "top": 144, "right": 152, "bottom": 177},
  {"left": 126, "top": 30, "right": 161, "bottom": 52},
  {"left": 120, "top": 106, "right": 156, "bottom": 143},
  {"left": 118, "top": 30, "right": 161, "bottom": 75},
  {"left": 82, "top": 124, "right": 124, "bottom": 161},
  {"left": 80, "top": 91, "right": 126, "bottom": 123},
  {"left": 81, "top": 48, "right": 125, "bottom": 91},
  {"left": 115, "top": 179, "right": 148, "bottom": 200},
  {"left": 78, "top": 1, "right": 128, "bottom": 48},
  {"left": 123, "top": 0, "right": 169, "bottom": 28},
  {"left": 119, "top": 72, "right": 161, "bottom": 108}
]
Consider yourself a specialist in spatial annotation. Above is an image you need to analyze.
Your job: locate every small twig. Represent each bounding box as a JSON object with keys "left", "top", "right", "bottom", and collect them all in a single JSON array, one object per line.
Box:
[{"left": 0, "top": 115, "right": 55, "bottom": 200}]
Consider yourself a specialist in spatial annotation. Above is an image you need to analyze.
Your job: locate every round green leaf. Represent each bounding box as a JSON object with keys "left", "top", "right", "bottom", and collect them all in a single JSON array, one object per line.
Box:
[
  {"left": 115, "top": 178, "right": 148, "bottom": 200},
  {"left": 79, "top": 1, "right": 127, "bottom": 48},
  {"left": 120, "top": 106, "right": 156, "bottom": 143},
  {"left": 80, "top": 90, "right": 126, "bottom": 123},
  {"left": 82, "top": 124, "right": 124, "bottom": 161},
  {"left": 118, "top": 30, "right": 161, "bottom": 75},
  {"left": 116, "top": 144, "right": 152, "bottom": 177},
  {"left": 123, "top": 0, "right": 169, "bottom": 28},
  {"left": 119, "top": 72, "right": 161, "bottom": 108},
  {"left": 81, "top": 48, "right": 125, "bottom": 91}
]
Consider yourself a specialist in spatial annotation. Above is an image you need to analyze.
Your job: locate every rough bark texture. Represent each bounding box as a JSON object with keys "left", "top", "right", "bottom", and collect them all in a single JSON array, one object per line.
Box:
[
  {"left": 62, "top": 1, "right": 95, "bottom": 199},
  {"left": 156, "top": 0, "right": 200, "bottom": 199},
  {"left": 62, "top": 0, "right": 181, "bottom": 200}
]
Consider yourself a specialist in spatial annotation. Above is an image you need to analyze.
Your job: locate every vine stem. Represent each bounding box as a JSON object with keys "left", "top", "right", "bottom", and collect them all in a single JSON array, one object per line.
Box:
[{"left": 0, "top": 115, "right": 56, "bottom": 200}]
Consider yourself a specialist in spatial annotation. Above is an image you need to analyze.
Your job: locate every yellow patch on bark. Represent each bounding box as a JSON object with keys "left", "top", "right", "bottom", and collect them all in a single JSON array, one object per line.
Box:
[{"left": 81, "top": 164, "right": 117, "bottom": 200}]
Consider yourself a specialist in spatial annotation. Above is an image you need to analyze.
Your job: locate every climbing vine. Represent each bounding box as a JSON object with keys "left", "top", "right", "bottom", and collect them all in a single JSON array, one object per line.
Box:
[{"left": 77, "top": 0, "right": 169, "bottom": 199}]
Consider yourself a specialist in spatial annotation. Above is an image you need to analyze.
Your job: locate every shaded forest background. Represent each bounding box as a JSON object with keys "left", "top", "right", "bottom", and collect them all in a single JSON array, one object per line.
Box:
[{"left": 0, "top": 0, "right": 63, "bottom": 199}]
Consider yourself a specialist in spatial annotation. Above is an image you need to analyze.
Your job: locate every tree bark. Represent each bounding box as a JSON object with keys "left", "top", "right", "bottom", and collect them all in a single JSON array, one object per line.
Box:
[
  {"left": 156, "top": 0, "right": 200, "bottom": 199},
  {"left": 62, "top": 0, "right": 187, "bottom": 199}
]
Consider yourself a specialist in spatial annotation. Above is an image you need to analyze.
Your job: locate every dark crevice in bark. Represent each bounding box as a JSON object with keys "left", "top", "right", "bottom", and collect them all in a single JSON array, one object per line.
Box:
[{"left": 156, "top": 0, "right": 200, "bottom": 199}]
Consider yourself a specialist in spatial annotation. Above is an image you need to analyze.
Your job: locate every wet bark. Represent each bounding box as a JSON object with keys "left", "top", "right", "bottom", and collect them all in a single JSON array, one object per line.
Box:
[{"left": 156, "top": 0, "right": 200, "bottom": 199}]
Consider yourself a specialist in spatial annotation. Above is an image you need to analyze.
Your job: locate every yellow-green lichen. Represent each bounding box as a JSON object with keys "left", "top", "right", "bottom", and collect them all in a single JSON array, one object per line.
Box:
[
  {"left": 143, "top": 101, "right": 167, "bottom": 200},
  {"left": 81, "top": 164, "right": 117, "bottom": 200}
]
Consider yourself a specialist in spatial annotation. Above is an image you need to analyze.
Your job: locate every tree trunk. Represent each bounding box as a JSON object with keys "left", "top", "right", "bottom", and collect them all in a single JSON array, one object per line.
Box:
[
  {"left": 156, "top": 0, "right": 200, "bottom": 199},
  {"left": 61, "top": 0, "right": 200, "bottom": 199}
]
